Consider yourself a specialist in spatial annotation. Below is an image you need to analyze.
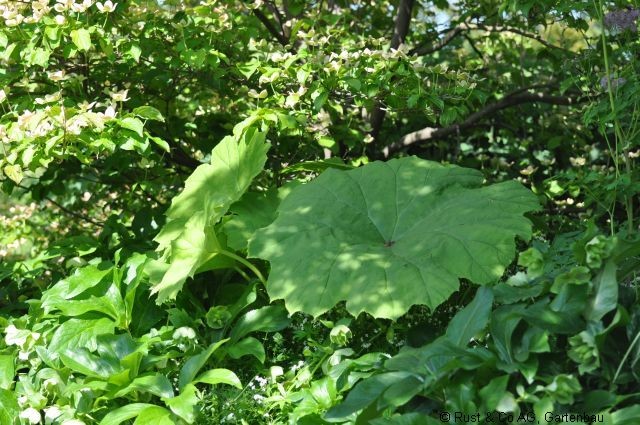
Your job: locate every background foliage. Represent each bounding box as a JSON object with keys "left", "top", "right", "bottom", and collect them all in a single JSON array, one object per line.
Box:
[{"left": 1, "top": 0, "right": 640, "bottom": 424}]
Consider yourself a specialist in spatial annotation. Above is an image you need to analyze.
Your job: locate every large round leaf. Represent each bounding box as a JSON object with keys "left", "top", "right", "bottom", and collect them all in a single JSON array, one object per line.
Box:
[{"left": 249, "top": 157, "right": 540, "bottom": 319}]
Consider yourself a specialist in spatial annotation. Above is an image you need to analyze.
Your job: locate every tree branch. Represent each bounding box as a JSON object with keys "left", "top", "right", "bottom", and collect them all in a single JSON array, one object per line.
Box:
[
  {"left": 16, "top": 184, "right": 103, "bottom": 227},
  {"left": 370, "top": 0, "right": 415, "bottom": 142},
  {"left": 410, "top": 22, "right": 573, "bottom": 56},
  {"left": 409, "top": 26, "right": 465, "bottom": 56},
  {"left": 253, "top": 8, "right": 289, "bottom": 47},
  {"left": 383, "top": 91, "right": 588, "bottom": 157}
]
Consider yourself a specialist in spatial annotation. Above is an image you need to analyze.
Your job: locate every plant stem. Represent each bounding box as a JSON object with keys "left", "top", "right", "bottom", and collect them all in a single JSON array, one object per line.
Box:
[
  {"left": 219, "top": 249, "right": 267, "bottom": 285},
  {"left": 612, "top": 329, "right": 640, "bottom": 385},
  {"left": 597, "top": 0, "right": 634, "bottom": 232}
]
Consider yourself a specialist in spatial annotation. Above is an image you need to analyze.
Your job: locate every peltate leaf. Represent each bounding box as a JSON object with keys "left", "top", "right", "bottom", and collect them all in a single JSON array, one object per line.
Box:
[{"left": 249, "top": 157, "right": 539, "bottom": 319}]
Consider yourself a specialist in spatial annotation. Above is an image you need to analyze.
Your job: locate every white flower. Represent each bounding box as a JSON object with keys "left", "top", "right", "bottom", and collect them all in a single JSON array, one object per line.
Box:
[
  {"left": 5, "top": 324, "right": 28, "bottom": 347},
  {"left": 103, "top": 105, "right": 116, "bottom": 119},
  {"left": 54, "top": 0, "right": 74, "bottom": 12},
  {"left": 35, "top": 92, "right": 61, "bottom": 105},
  {"left": 172, "top": 326, "right": 196, "bottom": 340},
  {"left": 44, "top": 406, "right": 62, "bottom": 425},
  {"left": 47, "top": 70, "right": 66, "bottom": 82},
  {"left": 0, "top": 89, "right": 6, "bottom": 103},
  {"left": 96, "top": 1, "right": 117, "bottom": 13},
  {"left": 19, "top": 407, "right": 41, "bottom": 424},
  {"left": 109, "top": 89, "right": 129, "bottom": 102}
]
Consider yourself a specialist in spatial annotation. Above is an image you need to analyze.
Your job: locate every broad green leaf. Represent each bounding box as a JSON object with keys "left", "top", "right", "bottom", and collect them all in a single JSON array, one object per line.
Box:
[
  {"left": 134, "top": 406, "right": 176, "bottom": 425},
  {"left": 163, "top": 384, "right": 198, "bottom": 423},
  {"left": 325, "top": 372, "right": 411, "bottom": 420},
  {"left": 42, "top": 264, "right": 113, "bottom": 304},
  {"left": 178, "top": 339, "right": 228, "bottom": 390},
  {"left": 3, "top": 164, "right": 23, "bottom": 184},
  {"left": 227, "top": 337, "right": 266, "bottom": 363},
  {"left": 479, "top": 375, "right": 509, "bottom": 410},
  {"left": 59, "top": 348, "right": 121, "bottom": 378},
  {"left": 223, "top": 190, "right": 281, "bottom": 251},
  {"left": 378, "top": 376, "right": 423, "bottom": 409},
  {"left": 611, "top": 405, "right": 640, "bottom": 425},
  {"left": 193, "top": 368, "right": 242, "bottom": 388},
  {"left": 229, "top": 305, "right": 290, "bottom": 342},
  {"left": 70, "top": 28, "right": 92, "bottom": 51},
  {"left": 165, "top": 127, "right": 270, "bottom": 221},
  {"left": 0, "top": 355, "right": 14, "bottom": 390},
  {"left": 114, "top": 374, "right": 174, "bottom": 399},
  {"left": 41, "top": 264, "right": 123, "bottom": 323},
  {"left": 150, "top": 136, "right": 171, "bottom": 153},
  {"left": 133, "top": 106, "right": 165, "bottom": 122},
  {"left": 0, "top": 389, "right": 19, "bottom": 424},
  {"left": 99, "top": 403, "right": 159, "bottom": 425},
  {"left": 445, "top": 287, "right": 493, "bottom": 346},
  {"left": 48, "top": 317, "right": 116, "bottom": 354},
  {"left": 29, "top": 47, "right": 50, "bottom": 67},
  {"left": 120, "top": 117, "right": 145, "bottom": 137},
  {"left": 250, "top": 157, "right": 539, "bottom": 319},
  {"left": 151, "top": 213, "right": 211, "bottom": 303},
  {"left": 585, "top": 260, "right": 618, "bottom": 322},
  {"left": 151, "top": 126, "right": 270, "bottom": 302},
  {"left": 490, "top": 305, "right": 524, "bottom": 370}
]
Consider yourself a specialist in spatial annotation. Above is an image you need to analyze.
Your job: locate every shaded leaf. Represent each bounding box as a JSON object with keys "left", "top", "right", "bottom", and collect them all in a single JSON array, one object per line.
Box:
[
  {"left": 178, "top": 339, "right": 228, "bottom": 390},
  {"left": 250, "top": 158, "right": 539, "bottom": 319}
]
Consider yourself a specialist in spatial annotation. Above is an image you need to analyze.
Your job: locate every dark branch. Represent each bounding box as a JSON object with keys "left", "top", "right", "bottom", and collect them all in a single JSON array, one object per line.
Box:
[
  {"left": 370, "top": 0, "right": 415, "bottom": 143},
  {"left": 409, "top": 26, "right": 465, "bottom": 56},
  {"left": 16, "top": 184, "right": 103, "bottom": 227},
  {"left": 253, "top": 8, "right": 289, "bottom": 47},
  {"left": 383, "top": 91, "right": 588, "bottom": 157},
  {"left": 410, "top": 22, "right": 572, "bottom": 56}
]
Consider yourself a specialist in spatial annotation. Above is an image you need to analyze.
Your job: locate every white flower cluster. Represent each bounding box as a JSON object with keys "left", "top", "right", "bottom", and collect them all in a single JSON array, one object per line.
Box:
[
  {"left": 0, "top": 102, "right": 117, "bottom": 149},
  {"left": 4, "top": 324, "right": 40, "bottom": 361},
  {"left": 0, "top": 0, "right": 118, "bottom": 26},
  {"left": 0, "top": 0, "right": 52, "bottom": 26}
]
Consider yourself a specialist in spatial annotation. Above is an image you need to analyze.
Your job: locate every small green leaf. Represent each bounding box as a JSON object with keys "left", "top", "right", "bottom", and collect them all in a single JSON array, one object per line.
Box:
[
  {"left": 227, "top": 337, "right": 266, "bottom": 363},
  {"left": 229, "top": 305, "right": 290, "bottom": 342},
  {"left": 585, "top": 260, "right": 618, "bottom": 322},
  {"left": 3, "top": 164, "right": 23, "bottom": 184},
  {"left": 0, "top": 355, "right": 14, "bottom": 390},
  {"left": 193, "top": 368, "right": 242, "bottom": 388},
  {"left": 114, "top": 374, "right": 174, "bottom": 399},
  {"left": 163, "top": 384, "right": 198, "bottom": 423},
  {"left": 70, "top": 28, "right": 92, "bottom": 51},
  {"left": 178, "top": 339, "right": 228, "bottom": 390},
  {"left": 445, "top": 287, "right": 493, "bottom": 346},
  {"left": 100, "top": 403, "right": 159, "bottom": 425},
  {"left": 119, "top": 117, "right": 145, "bottom": 137},
  {"left": 134, "top": 106, "right": 165, "bottom": 122}
]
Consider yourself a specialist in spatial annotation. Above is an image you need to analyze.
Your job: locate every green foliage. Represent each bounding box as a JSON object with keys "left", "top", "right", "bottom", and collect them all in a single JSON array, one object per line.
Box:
[
  {"left": 250, "top": 157, "right": 539, "bottom": 318},
  {"left": 1, "top": 0, "right": 640, "bottom": 423}
]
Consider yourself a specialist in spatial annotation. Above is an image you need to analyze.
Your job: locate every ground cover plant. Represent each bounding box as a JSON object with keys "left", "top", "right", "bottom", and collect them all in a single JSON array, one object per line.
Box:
[{"left": 1, "top": 0, "right": 640, "bottom": 424}]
